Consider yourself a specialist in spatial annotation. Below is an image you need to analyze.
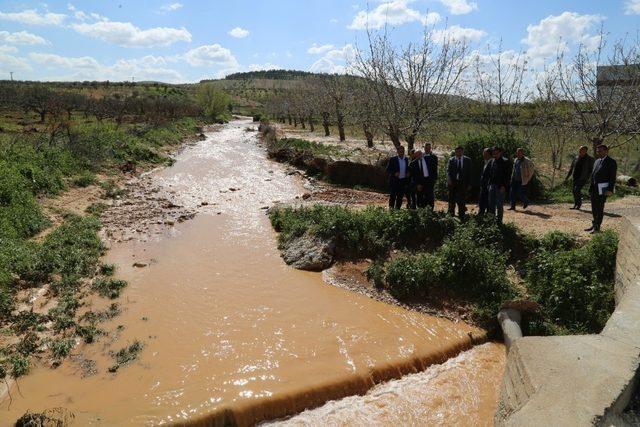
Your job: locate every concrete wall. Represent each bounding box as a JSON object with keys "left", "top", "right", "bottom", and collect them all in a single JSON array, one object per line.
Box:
[{"left": 495, "top": 214, "right": 640, "bottom": 426}]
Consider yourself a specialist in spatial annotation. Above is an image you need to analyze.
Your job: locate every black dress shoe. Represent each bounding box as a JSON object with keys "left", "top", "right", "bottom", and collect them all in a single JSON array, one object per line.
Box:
[
  {"left": 508, "top": 207, "right": 516, "bottom": 211},
  {"left": 523, "top": 203, "right": 529, "bottom": 209},
  {"left": 590, "top": 228, "right": 600, "bottom": 234},
  {"left": 584, "top": 226, "right": 594, "bottom": 232},
  {"left": 569, "top": 206, "right": 577, "bottom": 210}
]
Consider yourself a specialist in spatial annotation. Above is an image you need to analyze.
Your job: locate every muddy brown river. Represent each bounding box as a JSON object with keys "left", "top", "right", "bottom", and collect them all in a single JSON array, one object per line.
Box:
[{"left": 1, "top": 119, "right": 504, "bottom": 426}]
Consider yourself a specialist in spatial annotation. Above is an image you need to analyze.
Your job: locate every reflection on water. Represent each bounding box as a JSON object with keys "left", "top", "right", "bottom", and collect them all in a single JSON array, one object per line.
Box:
[{"left": 0, "top": 120, "right": 494, "bottom": 426}]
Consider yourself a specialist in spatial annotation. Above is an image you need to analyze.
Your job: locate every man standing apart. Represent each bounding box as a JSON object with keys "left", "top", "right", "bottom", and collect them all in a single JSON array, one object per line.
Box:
[
  {"left": 478, "top": 147, "right": 493, "bottom": 215},
  {"left": 509, "top": 148, "right": 534, "bottom": 211},
  {"left": 386, "top": 145, "right": 410, "bottom": 209},
  {"left": 586, "top": 144, "right": 617, "bottom": 233},
  {"left": 447, "top": 146, "right": 472, "bottom": 219},
  {"left": 566, "top": 145, "right": 594, "bottom": 210},
  {"left": 487, "top": 147, "right": 510, "bottom": 223}
]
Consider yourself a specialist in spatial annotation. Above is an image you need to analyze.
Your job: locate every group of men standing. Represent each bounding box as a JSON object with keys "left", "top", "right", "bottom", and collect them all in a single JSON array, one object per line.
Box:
[
  {"left": 386, "top": 142, "right": 618, "bottom": 233},
  {"left": 386, "top": 143, "right": 438, "bottom": 210}
]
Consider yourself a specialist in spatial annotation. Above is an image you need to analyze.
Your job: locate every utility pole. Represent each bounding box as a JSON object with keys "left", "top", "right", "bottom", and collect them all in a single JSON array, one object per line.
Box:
[{"left": 9, "top": 71, "right": 13, "bottom": 81}]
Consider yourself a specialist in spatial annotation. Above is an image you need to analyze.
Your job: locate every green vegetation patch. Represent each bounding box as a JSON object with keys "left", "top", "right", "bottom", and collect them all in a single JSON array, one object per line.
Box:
[
  {"left": 270, "top": 205, "right": 458, "bottom": 258},
  {"left": 271, "top": 204, "right": 618, "bottom": 334},
  {"left": 271, "top": 138, "right": 344, "bottom": 157},
  {"left": 109, "top": 340, "right": 144, "bottom": 373},
  {"left": 524, "top": 230, "right": 618, "bottom": 335}
]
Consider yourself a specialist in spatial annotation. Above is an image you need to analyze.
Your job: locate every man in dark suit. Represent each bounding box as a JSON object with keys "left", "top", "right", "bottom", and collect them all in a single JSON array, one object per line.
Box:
[
  {"left": 447, "top": 146, "right": 472, "bottom": 219},
  {"left": 422, "top": 142, "right": 438, "bottom": 209},
  {"left": 478, "top": 147, "right": 493, "bottom": 215},
  {"left": 386, "top": 145, "right": 411, "bottom": 209},
  {"left": 565, "top": 145, "right": 594, "bottom": 210},
  {"left": 586, "top": 144, "right": 617, "bottom": 233},
  {"left": 487, "top": 146, "right": 510, "bottom": 223},
  {"left": 407, "top": 149, "right": 419, "bottom": 209},
  {"left": 411, "top": 143, "right": 438, "bottom": 209}
]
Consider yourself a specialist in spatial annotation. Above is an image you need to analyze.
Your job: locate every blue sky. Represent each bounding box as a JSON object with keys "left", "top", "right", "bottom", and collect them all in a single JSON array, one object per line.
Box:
[{"left": 0, "top": 0, "right": 639, "bottom": 82}]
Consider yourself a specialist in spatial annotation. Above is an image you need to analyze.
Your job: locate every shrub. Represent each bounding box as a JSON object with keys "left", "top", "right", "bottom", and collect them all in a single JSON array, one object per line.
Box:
[
  {"left": 72, "top": 171, "right": 96, "bottom": 187},
  {"left": 109, "top": 340, "right": 143, "bottom": 372},
  {"left": 270, "top": 205, "right": 457, "bottom": 258},
  {"left": 49, "top": 338, "right": 75, "bottom": 359},
  {"left": 376, "top": 225, "right": 518, "bottom": 322},
  {"left": 92, "top": 278, "right": 127, "bottom": 299},
  {"left": 524, "top": 230, "right": 618, "bottom": 334}
]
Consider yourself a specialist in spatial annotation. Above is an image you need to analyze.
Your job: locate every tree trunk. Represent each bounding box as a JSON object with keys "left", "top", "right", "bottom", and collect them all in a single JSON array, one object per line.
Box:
[
  {"left": 308, "top": 115, "right": 314, "bottom": 132},
  {"left": 39, "top": 110, "right": 46, "bottom": 123},
  {"left": 406, "top": 134, "right": 416, "bottom": 152},
  {"left": 300, "top": 116, "right": 306, "bottom": 129},
  {"left": 322, "top": 112, "right": 330, "bottom": 136},
  {"left": 293, "top": 116, "right": 298, "bottom": 127},
  {"left": 389, "top": 128, "right": 401, "bottom": 149},
  {"left": 287, "top": 114, "right": 292, "bottom": 125},
  {"left": 363, "top": 124, "right": 374, "bottom": 148},
  {"left": 336, "top": 111, "right": 345, "bottom": 142}
]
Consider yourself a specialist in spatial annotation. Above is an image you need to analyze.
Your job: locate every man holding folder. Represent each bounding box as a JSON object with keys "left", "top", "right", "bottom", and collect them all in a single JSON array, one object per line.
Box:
[{"left": 586, "top": 144, "right": 617, "bottom": 234}]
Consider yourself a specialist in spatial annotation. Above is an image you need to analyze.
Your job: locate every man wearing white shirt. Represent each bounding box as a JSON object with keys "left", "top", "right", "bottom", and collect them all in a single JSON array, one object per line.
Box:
[
  {"left": 386, "top": 145, "right": 411, "bottom": 209},
  {"left": 411, "top": 144, "right": 438, "bottom": 209}
]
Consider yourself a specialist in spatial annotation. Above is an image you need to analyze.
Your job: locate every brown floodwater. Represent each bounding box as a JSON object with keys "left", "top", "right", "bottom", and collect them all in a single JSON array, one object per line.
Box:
[
  {"left": 0, "top": 119, "right": 497, "bottom": 426},
  {"left": 264, "top": 342, "right": 506, "bottom": 427}
]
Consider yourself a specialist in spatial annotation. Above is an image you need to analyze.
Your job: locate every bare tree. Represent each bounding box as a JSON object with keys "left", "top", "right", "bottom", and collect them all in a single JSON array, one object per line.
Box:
[
  {"left": 353, "top": 25, "right": 469, "bottom": 150},
  {"left": 556, "top": 31, "right": 640, "bottom": 155},
  {"left": 471, "top": 42, "right": 531, "bottom": 135},
  {"left": 348, "top": 78, "right": 381, "bottom": 147},
  {"left": 533, "top": 69, "right": 576, "bottom": 186}
]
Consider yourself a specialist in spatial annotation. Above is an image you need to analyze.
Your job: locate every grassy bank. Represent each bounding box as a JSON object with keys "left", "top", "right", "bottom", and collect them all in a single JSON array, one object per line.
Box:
[
  {"left": 0, "top": 115, "right": 205, "bottom": 380},
  {"left": 270, "top": 205, "right": 618, "bottom": 335}
]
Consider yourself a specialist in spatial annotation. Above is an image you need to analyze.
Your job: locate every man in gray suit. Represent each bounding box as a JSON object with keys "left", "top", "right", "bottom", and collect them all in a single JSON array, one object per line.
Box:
[{"left": 447, "top": 146, "right": 472, "bottom": 219}]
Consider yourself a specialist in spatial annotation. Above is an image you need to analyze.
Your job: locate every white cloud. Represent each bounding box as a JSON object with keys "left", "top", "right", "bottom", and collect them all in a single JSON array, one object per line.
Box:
[
  {"left": 330, "top": 18, "right": 339, "bottom": 24},
  {"left": 247, "top": 63, "right": 281, "bottom": 71},
  {"left": 0, "top": 30, "right": 48, "bottom": 45},
  {"left": 522, "top": 11, "right": 602, "bottom": 66},
  {"left": 309, "top": 44, "right": 355, "bottom": 74},
  {"left": 228, "top": 27, "right": 249, "bottom": 38},
  {"left": 160, "top": 3, "right": 183, "bottom": 12},
  {"left": 29, "top": 52, "right": 183, "bottom": 82},
  {"left": 0, "top": 9, "right": 66, "bottom": 26},
  {"left": 624, "top": 0, "right": 640, "bottom": 14},
  {"left": 71, "top": 20, "right": 191, "bottom": 47},
  {"left": 348, "top": 0, "right": 440, "bottom": 30},
  {"left": 432, "top": 25, "right": 486, "bottom": 43},
  {"left": 438, "top": 0, "right": 477, "bottom": 15},
  {"left": 0, "top": 45, "right": 18, "bottom": 53},
  {"left": 310, "top": 57, "right": 346, "bottom": 74},
  {"left": 183, "top": 44, "right": 239, "bottom": 68},
  {"left": 307, "top": 43, "right": 334, "bottom": 54},
  {"left": 0, "top": 53, "right": 32, "bottom": 74}
]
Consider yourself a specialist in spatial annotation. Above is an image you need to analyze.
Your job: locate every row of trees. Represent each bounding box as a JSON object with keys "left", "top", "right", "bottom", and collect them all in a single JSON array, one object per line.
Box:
[
  {"left": 0, "top": 83, "right": 203, "bottom": 126},
  {"left": 265, "top": 28, "right": 640, "bottom": 179}
]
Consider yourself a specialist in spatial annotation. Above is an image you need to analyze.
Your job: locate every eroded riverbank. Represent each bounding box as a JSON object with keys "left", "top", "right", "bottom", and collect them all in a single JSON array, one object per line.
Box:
[{"left": 1, "top": 119, "right": 496, "bottom": 425}]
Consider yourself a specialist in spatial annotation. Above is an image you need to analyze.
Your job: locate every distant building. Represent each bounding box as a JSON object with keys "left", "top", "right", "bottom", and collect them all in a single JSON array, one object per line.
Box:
[{"left": 596, "top": 64, "right": 640, "bottom": 103}]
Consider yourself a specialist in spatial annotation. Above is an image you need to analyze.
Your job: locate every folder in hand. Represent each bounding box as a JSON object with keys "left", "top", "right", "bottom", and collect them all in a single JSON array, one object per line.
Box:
[{"left": 597, "top": 183, "right": 609, "bottom": 195}]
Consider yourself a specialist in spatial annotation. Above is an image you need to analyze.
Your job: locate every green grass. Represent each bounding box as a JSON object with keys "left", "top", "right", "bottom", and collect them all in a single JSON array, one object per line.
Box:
[{"left": 271, "top": 138, "right": 344, "bottom": 157}]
